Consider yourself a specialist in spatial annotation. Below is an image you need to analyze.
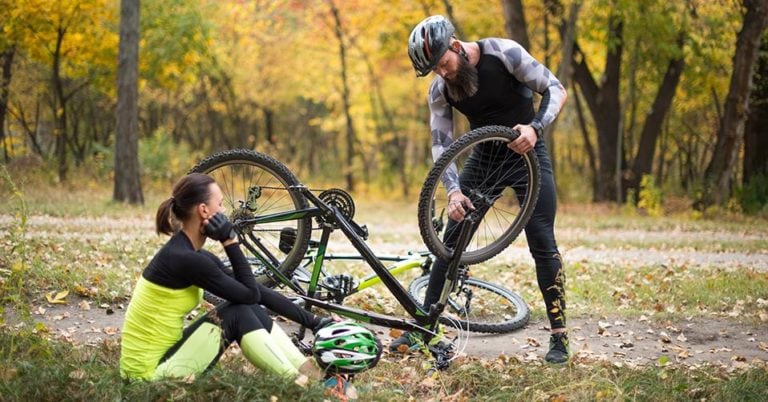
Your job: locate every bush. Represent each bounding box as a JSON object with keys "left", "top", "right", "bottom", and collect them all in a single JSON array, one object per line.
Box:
[
  {"left": 738, "top": 173, "right": 768, "bottom": 215},
  {"left": 637, "top": 175, "right": 663, "bottom": 217}
]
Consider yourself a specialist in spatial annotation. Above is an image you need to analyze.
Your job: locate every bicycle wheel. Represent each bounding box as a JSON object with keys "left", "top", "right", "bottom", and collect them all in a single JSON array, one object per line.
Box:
[
  {"left": 190, "top": 149, "right": 311, "bottom": 286},
  {"left": 408, "top": 275, "right": 529, "bottom": 334},
  {"left": 418, "top": 125, "right": 541, "bottom": 265}
]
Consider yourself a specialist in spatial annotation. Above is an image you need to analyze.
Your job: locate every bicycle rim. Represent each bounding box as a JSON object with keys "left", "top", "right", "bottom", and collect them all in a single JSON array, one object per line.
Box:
[
  {"left": 408, "top": 275, "right": 529, "bottom": 334},
  {"left": 189, "top": 149, "right": 311, "bottom": 285},
  {"left": 418, "top": 125, "right": 541, "bottom": 265}
]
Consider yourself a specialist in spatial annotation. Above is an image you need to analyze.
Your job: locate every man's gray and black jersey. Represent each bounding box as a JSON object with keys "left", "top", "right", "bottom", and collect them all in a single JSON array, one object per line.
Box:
[{"left": 427, "top": 38, "right": 567, "bottom": 194}]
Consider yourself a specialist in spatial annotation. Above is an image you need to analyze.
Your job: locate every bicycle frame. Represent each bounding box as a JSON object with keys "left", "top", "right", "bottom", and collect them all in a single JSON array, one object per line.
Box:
[{"left": 235, "top": 184, "right": 477, "bottom": 340}]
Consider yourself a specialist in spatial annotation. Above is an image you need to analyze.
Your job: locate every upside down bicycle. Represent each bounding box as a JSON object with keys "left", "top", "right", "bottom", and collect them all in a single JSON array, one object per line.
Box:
[{"left": 189, "top": 125, "right": 541, "bottom": 370}]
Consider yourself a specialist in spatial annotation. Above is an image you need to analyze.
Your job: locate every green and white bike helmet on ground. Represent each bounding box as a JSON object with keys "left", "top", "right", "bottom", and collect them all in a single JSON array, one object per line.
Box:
[{"left": 312, "top": 321, "right": 382, "bottom": 374}]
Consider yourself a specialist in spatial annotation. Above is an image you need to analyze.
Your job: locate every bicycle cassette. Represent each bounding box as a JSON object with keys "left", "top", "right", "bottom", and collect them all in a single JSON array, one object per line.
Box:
[{"left": 317, "top": 188, "right": 356, "bottom": 226}]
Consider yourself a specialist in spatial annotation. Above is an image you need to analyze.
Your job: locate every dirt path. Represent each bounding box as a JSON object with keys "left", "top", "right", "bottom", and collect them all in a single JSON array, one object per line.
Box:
[
  {"left": 9, "top": 298, "right": 767, "bottom": 370},
  {"left": 3, "top": 212, "right": 767, "bottom": 369}
]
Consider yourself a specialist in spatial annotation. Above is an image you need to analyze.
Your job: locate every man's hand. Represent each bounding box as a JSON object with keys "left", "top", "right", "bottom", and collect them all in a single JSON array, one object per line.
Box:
[
  {"left": 508, "top": 124, "right": 538, "bottom": 154},
  {"left": 447, "top": 191, "right": 475, "bottom": 222}
]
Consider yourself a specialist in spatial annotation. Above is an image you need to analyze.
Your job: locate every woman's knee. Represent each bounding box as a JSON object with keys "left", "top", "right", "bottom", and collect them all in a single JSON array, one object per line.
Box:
[{"left": 218, "top": 303, "right": 271, "bottom": 339}]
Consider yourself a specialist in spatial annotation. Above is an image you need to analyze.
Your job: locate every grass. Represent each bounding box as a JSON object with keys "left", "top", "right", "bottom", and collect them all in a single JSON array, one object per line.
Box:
[
  {"left": 2, "top": 167, "right": 768, "bottom": 400},
  {"left": 1, "top": 329, "right": 766, "bottom": 401}
]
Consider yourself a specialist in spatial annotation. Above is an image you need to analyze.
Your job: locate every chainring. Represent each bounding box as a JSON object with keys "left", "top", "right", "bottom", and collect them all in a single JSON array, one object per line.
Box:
[{"left": 317, "top": 188, "right": 356, "bottom": 226}]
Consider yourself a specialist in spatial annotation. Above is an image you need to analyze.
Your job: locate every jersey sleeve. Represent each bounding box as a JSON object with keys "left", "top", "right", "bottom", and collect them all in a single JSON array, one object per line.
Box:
[
  {"left": 482, "top": 38, "right": 567, "bottom": 128},
  {"left": 185, "top": 244, "right": 261, "bottom": 305},
  {"left": 428, "top": 79, "right": 461, "bottom": 195}
]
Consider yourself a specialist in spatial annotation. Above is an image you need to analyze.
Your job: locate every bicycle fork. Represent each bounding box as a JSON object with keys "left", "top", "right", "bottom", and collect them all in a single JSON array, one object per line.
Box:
[{"left": 423, "top": 213, "right": 477, "bottom": 371}]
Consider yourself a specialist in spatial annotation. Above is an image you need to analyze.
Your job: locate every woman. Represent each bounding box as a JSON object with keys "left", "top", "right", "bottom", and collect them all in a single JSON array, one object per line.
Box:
[{"left": 119, "top": 173, "right": 329, "bottom": 381}]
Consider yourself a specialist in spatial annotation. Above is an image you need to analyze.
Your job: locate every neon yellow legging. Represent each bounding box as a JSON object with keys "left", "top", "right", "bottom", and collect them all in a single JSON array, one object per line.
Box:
[{"left": 152, "top": 312, "right": 308, "bottom": 380}]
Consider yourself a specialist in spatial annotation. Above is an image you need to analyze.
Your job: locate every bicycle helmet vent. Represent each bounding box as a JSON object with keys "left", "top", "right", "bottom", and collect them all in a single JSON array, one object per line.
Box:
[
  {"left": 408, "top": 15, "right": 455, "bottom": 77},
  {"left": 312, "top": 321, "right": 382, "bottom": 374}
]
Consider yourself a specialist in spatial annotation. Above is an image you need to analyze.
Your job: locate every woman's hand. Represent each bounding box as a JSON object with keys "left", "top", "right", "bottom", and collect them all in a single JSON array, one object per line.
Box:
[{"left": 202, "top": 212, "right": 237, "bottom": 243}]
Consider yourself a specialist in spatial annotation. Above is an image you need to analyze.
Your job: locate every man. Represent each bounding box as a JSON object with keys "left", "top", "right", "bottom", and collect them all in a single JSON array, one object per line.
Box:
[{"left": 392, "top": 15, "right": 569, "bottom": 363}]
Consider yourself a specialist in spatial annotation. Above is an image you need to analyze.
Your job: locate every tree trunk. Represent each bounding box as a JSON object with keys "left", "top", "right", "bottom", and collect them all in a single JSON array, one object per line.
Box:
[
  {"left": 699, "top": 0, "right": 768, "bottom": 208},
  {"left": 441, "top": 0, "right": 465, "bottom": 40},
  {"left": 501, "top": 0, "right": 530, "bottom": 49},
  {"left": 114, "top": 0, "right": 143, "bottom": 204},
  {"left": 0, "top": 47, "right": 15, "bottom": 163},
  {"left": 328, "top": 0, "right": 356, "bottom": 191},
  {"left": 52, "top": 26, "right": 68, "bottom": 182},
  {"left": 625, "top": 34, "right": 686, "bottom": 197},
  {"left": 547, "top": 0, "right": 581, "bottom": 173},
  {"left": 573, "top": 85, "right": 598, "bottom": 193},
  {"left": 572, "top": 14, "right": 624, "bottom": 202},
  {"left": 743, "top": 31, "right": 768, "bottom": 184}
]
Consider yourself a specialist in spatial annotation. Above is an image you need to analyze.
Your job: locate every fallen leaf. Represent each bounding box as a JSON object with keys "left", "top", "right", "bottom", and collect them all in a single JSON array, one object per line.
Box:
[
  {"left": 69, "top": 369, "right": 86, "bottom": 380},
  {"left": 389, "top": 328, "right": 404, "bottom": 338},
  {"left": 659, "top": 331, "right": 672, "bottom": 343},
  {"left": 677, "top": 333, "right": 687, "bottom": 342},
  {"left": 294, "top": 374, "right": 309, "bottom": 388},
  {"left": 0, "top": 368, "right": 18, "bottom": 381},
  {"left": 526, "top": 337, "right": 541, "bottom": 347},
  {"left": 78, "top": 300, "right": 91, "bottom": 311},
  {"left": 549, "top": 393, "right": 568, "bottom": 402},
  {"left": 104, "top": 327, "right": 119, "bottom": 335},
  {"left": 418, "top": 376, "right": 437, "bottom": 388},
  {"left": 46, "top": 290, "right": 69, "bottom": 305}
]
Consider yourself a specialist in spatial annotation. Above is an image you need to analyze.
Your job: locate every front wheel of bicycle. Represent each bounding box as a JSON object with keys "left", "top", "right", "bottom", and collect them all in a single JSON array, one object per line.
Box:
[
  {"left": 189, "top": 149, "right": 312, "bottom": 286},
  {"left": 418, "top": 125, "right": 541, "bottom": 265},
  {"left": 408, "top": 275, "right": 529, "bottom": 334}
]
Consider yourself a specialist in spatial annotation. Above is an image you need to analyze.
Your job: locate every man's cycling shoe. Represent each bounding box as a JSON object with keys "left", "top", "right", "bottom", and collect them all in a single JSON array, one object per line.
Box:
[{"left": 545, "top": 332, "right": 570, "bottom": 364}]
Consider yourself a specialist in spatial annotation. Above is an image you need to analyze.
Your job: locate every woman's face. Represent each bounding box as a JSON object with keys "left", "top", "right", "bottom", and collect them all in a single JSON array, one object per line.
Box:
[{"left": 205, "top": 183, "right": 226, "bottom": 216}]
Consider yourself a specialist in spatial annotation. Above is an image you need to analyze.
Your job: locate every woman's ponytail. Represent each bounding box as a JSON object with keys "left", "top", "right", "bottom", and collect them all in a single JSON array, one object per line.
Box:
[{"left": 155, "top": 173, "right": 215, "bottom": 236}]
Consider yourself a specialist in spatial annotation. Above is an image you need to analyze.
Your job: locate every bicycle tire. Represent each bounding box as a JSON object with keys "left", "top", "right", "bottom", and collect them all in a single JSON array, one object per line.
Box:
[
  {"left": 418, "top": 125, "right": 541, "bottom": 264},
  {"left": 189, "top": 149, "right": 311, "bottom": 286},
  {"left": 408, "top": 275, "right": 529, "bottom": 333}
]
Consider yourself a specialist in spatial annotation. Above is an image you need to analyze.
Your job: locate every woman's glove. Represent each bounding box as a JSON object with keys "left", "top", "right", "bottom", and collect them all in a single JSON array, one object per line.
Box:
[{"left": 203, "top": 212, "right": 237, "bottom": 242}]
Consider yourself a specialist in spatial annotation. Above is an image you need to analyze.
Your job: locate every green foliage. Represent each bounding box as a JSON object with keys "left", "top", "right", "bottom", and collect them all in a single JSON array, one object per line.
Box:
[
  {"left": 0, "top": 165, "right": 29, "bottom": 310},
  {"left": 737, "top": 173, "right": 768, "bottom": 215},
  {"left": 638, "top": 174, "right": 664, "bottom": 217},
  {"left": 139, "top": 129, "right": 202, "bottom": 184}
]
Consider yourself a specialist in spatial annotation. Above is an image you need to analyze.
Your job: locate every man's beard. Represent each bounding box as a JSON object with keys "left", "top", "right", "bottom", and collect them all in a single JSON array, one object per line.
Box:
[{"left": 445, "top": 56, "right": 479, "bottom": 101}]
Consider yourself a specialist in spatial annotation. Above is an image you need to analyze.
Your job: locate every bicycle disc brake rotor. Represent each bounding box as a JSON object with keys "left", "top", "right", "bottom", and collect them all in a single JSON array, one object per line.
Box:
[{"left": 317, "top": 188, "right": 355, "bottom": 227}]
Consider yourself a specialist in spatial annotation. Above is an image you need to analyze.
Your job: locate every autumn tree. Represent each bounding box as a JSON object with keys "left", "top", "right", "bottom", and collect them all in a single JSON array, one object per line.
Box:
[
  {"left": 698, "top": 0, "right": 768, "bottom": 208},
  {"left": 114, "top": 0, "right": 143, "bottom": 204}
]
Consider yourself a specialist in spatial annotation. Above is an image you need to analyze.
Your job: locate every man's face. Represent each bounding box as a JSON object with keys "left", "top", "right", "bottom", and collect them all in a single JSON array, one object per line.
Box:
[
  {"left": 433, "top": 50, "right": 459, "bottom": 82},
  {"left": 437, "top": 47, "right": 479, "bottom": 101}
]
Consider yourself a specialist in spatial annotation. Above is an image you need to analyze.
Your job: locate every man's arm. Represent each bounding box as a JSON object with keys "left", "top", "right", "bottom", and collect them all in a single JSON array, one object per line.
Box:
[
  {"left": 482, "top": 38, "right": 567, "bottom": 130},
  {"left": 428, "top": 79, "right": 461, "bottom": 195}
]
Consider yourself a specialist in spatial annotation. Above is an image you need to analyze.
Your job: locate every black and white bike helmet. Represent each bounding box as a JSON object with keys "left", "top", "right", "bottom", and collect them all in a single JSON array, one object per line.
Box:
[{"left": 408, "top": 15, "right": 455, "bottom": 77}]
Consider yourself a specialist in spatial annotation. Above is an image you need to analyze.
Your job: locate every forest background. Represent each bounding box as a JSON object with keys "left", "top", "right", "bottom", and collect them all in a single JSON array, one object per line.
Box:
[{"left": 0, "top": 0, "right": 767, "bottom": 214}]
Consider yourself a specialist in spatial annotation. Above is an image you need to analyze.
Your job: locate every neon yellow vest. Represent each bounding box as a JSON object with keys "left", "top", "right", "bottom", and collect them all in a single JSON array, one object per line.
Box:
[{"left": 119, "top": 276, "right": 203, "bottom": 380}]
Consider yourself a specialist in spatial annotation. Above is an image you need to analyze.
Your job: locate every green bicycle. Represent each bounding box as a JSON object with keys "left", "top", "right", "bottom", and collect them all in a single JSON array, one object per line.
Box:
[{"left": 190, "top": 125, "right": 540, "bottom": 368}]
